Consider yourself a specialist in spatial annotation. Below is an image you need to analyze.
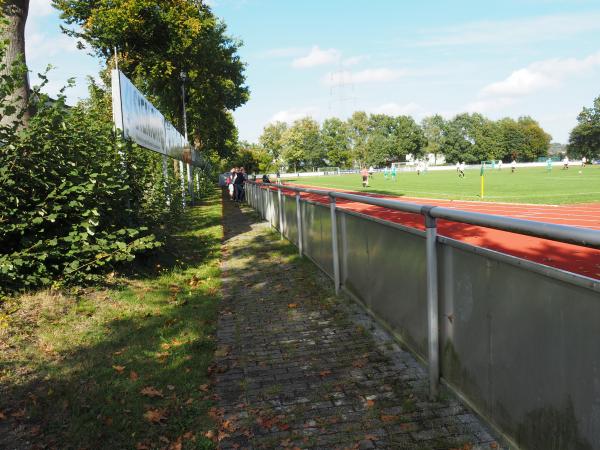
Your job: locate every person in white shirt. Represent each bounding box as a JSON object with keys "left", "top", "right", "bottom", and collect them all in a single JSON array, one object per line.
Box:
[
  {"left": 455, "top": 161, "right": 460, "bottom": 173},
  {"left": 582, "top": 156, "right": 587, "bottom": 167},
  {"left": 498, "top": 160, "right": 503, "bottom": 170},
  {"left": 368, "top": 166, "right": 375, "bottom": 179},
  {"left": 511, "top": 160, "right": 517, "bottom": 173},
  {"left": 458, "top": 162, "right": 465, "bottom": 178},
  {"left": 563, "top": 156, "right": 569, "bottom": 170}
]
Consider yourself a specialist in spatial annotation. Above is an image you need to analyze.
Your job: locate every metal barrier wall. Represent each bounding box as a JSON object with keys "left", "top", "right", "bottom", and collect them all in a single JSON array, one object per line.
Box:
[{"left": 245, "top": 181, "right": 600, "bottom": 450}]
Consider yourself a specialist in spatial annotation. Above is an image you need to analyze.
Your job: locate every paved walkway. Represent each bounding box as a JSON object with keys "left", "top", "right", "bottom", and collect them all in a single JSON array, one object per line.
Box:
[{"left": 215, "top": 198, "right": 505, "bottom": 449}]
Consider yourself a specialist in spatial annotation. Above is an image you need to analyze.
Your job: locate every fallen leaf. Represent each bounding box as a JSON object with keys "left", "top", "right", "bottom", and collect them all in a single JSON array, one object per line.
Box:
[
  {"left": 11, "top": 409, "right": 26, "bottom": 418},
  {"left": 168, "top": 438, "right": 182, "bottom": 450},
  {"left": 143, "top": 408, "right": 166, "bottom": 423},
  {"left": 204, "top": 430, "right": 216, "bottom": 441},
  {"left": 129, "top": 371, "right": 139, "bottom": 381},
  {"left": 112, "top": 365, "right": 126, "bottom": 373},
  {"left": 167, "top": 385, "right": 175, "bottom": 391},
  {"left": 161, "top": 343, "right": 171, "bottom": 350},
  {"left": 183, "top": 431, "right": 195, "bottom": 441},
  {"left": 199, "top": 384, "right": 210, "bottom": 392},
  {"left": 366, "top": 399, "right": 375, "bottom": 408},
  {"left": 380, "top": 415, "right": 398, "bottom": 423},
  {"left": 159, "top": 436, "right": 170, "bottom": 444},
  {"left": 140, "top": 386, "right": 164, "bottom": 398},
  {"left": 287, "top": 303, "right": 298, "bottom": 309}
]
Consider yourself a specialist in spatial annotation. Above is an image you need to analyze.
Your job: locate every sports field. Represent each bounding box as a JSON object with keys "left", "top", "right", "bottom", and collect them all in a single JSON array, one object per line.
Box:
[{"left": 287, "top": 165, "right": 600, "bottom": 204}]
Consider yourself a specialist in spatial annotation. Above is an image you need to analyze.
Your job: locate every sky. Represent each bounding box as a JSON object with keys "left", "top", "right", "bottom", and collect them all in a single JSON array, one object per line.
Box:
[{"left": 25, "top": 0, "right": 600, "bottom": 144}]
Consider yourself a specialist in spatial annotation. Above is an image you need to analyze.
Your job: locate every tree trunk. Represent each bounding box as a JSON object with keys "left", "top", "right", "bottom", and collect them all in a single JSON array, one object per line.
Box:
[{"left": 0, "top": 0, "right": 30, "bottom": 126}]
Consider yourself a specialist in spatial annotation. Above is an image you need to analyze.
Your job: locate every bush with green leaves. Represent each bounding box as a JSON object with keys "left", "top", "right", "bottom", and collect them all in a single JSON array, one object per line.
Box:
[{"left": 0, "top": 60, "right": 208, "bottom": 294}]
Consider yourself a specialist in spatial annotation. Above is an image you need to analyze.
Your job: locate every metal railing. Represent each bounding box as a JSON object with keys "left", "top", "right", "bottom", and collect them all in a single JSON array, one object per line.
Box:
[{"left": 246, "top": 180, "right": 600, "bottom": 400}]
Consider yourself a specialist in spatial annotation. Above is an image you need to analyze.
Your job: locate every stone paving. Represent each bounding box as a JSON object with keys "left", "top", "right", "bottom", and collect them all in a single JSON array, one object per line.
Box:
[{"left": 214, "top": 197, "right": 506, "bottom": 449}]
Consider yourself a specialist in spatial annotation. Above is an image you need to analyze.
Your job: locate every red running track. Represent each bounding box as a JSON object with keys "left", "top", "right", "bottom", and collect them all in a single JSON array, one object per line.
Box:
[{"left": 261, "top": 184, "right": 600, "bottom": 280}]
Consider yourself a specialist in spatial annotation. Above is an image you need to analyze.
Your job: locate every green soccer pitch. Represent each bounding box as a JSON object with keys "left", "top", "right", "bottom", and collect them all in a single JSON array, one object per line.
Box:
[{"left": 285, "top": 165, "right": 600, "bottom": 204}]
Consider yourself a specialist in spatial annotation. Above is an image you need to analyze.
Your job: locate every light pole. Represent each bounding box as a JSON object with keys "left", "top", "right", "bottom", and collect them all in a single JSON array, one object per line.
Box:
[{"left": 180, "top": 71, "right": 194, "bottom": 205}]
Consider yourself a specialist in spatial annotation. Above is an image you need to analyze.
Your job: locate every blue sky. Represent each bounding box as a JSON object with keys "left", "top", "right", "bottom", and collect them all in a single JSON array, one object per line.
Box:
[{"left": 26, "top": 0, "right": 600, "bottom": 143}]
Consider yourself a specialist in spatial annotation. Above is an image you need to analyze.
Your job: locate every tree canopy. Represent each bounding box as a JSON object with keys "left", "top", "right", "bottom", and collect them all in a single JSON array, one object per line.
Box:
[
  {"left": 53, "top": 0, "right": 249, "bottom": 158},
  {"left": 568, "top": 95, "right": 600, "bottom": 160}
]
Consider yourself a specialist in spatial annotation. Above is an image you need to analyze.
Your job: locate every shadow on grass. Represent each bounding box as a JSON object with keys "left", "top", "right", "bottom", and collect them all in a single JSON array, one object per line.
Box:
[{"left": 0, "top": 193, "right": 224, "bottom": 450}]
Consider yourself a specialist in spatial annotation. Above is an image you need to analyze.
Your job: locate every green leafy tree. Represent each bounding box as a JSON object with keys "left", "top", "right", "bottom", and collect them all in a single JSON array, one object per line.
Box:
[
  {"left": 347, "top": 111, "right": 370, "bottom": 167},
  {"left": 567, "top": 95, "right": 600, "bottom": 160},
  {"left": 53, "top": 0, "right": 249, "bottom": 158},
  {"left": 281, "top": 117, "right": 323, "bottom": 171},
  {"left": 321, "top": 117, "right": 351, "bottom": 168},
  {"left": 421, "top": 115, "right": 445, "bottom": 164},
  {"left": 259, "top": 121, "right": 287, "bottom": 162}
]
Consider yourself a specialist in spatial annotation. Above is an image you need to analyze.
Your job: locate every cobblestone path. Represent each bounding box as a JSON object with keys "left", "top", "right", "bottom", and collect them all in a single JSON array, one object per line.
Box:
[{"left": 215, "top": 198, "right": 505, "bottom": 449}]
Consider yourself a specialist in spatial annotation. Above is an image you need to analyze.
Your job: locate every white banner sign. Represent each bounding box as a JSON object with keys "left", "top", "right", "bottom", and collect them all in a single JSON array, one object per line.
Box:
[{"left": 112, "top": 69, "right": 207, "bottom": 168}]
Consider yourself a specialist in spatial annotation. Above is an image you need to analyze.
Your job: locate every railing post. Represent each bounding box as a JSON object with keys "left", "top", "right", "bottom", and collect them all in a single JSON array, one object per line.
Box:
[
  {"left": 296, "top": 192, "right": 303, "bottom": 256},
  {"left": 423, "top": 206, "right": 440, "bottom": 399},
  {"left": 330, "top": 194, "right": 341, "bottom": 295},
  {"left": 278, "top": 187, "right": 284, "bottom": 239}
]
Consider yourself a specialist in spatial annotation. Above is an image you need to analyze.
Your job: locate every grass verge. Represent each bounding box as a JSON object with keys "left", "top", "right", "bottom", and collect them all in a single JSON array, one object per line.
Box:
[{"left": 0, "top": 191, "right": 223, "bottom": 450}]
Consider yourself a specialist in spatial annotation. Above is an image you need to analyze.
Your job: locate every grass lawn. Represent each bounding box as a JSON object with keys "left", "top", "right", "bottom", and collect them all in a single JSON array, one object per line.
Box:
[
  {"left": 286, "top": 165, "right": 600, "bottom": 204},
  {"left": 0, "top": 191, "right": 223, "bottom": 450}
]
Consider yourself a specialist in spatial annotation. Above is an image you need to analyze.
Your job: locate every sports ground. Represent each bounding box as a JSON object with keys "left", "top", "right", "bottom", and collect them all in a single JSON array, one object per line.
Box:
[{"left": 282, "top": 166, "right": 600, "bottom": 280}]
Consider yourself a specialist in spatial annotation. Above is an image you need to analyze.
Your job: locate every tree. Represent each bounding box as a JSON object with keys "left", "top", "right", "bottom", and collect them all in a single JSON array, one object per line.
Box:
[
  {"left": 280, "top": 117, "right": 323, "bottom": 171},
  {"left": 0, "top": 0, "right": 30, "bottom": 126},
  {"left": 496, "top": 116, "right": 550, "bottom": 161},
  {"left": 321, "top": 117, "right": 351, "bottom": 168},
  {"left": 53, "top": 0, "right": 249, "bottom": 158},
  {"left": 347, "top": 111, "right": 370, "bottom": 167},
  {"left": 421, "top": 115, "right": 445, "bottom": 164},
  {"left": 568, "top": 95, "right": 600, "bottom": 160},
  {"left": 259, "top": 121, "right": 287, "bottom": 161}
]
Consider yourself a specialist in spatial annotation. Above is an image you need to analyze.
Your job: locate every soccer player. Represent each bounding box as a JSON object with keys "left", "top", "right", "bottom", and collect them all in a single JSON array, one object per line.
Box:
[
  {"left": 498, "top": 160, "right": 503, "bottom": 170},
  {"left": 361, "top": 167, "right": 369, "bottom": 187},
  {"left": 511, "top": 159, "right": 517, "bottom": 173},
  {"left": 563, "top": 156, "right": 569, "bottom": 170},
  {"left": 458, "top": 161, "right": 465, "bottom": 178},
  {"left": 391, "top": 165, "right": 397, "bottom": 181},
  {"left": 456, "top": 161, "right": 460, "bottom": 173},
  {"left": 383, "top": 167, "right": 388, "bottom": 180},
  {"left": 368, "top": 165, "right": 375, "bottom": 179},
  {"left": 546, "top": 158, "right": 553, "bottom": 172},
  {"left": 582, "top": 156, "right": 587, "bottom": 167},
  {"left": 416, "top": 160, "right": 422, "bottom": 176}
]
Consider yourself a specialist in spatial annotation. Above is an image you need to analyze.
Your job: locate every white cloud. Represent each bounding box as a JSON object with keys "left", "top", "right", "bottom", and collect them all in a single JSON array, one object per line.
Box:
[
  {"left": 481, "top": 51, "right": 600, "bottom": 98},
  {"left": 415, "top": 12, "right": 600, "bottom": 47},
  {"left": 292, "top": 46, "right": 341, "bottom": 68},
  {"left": 269, "top": 107, "right": 320, "bottom": 124},
  {"left": 323, "top": 68, "right": 405, "bottom": 86},
  {"left": 369, "top": 102, "right": 423, "bottom": 116}
]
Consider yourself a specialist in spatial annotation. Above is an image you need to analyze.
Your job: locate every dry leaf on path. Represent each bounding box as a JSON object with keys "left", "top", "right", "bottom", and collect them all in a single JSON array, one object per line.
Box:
[
  {"left": 112, "top": 365, "right": 126, "bottom": 373},
  {"left": 143, "top": 408, "right": 166, "bottom": 423},
  {"left": 140, "top": 386, "right": 164, "bottom": 398},
  {"left": 287, "top": 303, "right": 298, "bottom": 309}
]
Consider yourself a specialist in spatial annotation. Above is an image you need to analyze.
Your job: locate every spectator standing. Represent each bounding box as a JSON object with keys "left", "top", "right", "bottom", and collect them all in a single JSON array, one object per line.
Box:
[{"left": 234, "top": 167, "right": 245, "bottom": 202}]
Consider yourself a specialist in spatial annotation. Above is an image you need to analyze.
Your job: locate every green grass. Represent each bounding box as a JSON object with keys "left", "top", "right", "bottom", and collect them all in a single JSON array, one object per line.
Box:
[
  {"left": 0, "top": 191, "right": 223, "bottom": 449},
  {"left": 286, "top": 165, "right": 600, "bottom": 204}
]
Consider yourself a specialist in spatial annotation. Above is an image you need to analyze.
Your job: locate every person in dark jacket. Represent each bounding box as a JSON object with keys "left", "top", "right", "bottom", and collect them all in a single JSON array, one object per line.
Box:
[
  {"left": 262, "top": 174, "right": 271, "bottom": 184},
  {"left": 234, "top": 168, "right": 245, "bottom": 202}
]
